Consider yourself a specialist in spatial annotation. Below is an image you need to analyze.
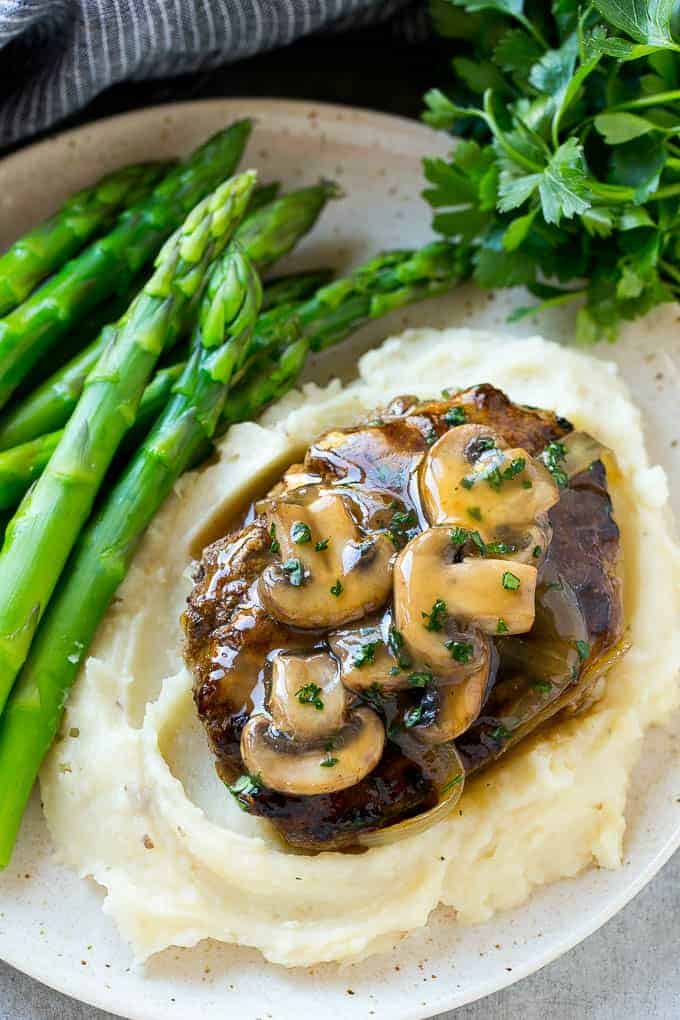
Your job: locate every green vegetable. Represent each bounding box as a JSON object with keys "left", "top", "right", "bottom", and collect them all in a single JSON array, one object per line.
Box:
[
  {"left": 424, "top": 0, "right": 680, "bottom": 340},
  {"left": 422, "top": 597, "right": 448, "bottom": 631},
  {"left": 0, "top": 121, "right": 252, "bottom": 411},
  {"left": 0, "top": 183, "right": 336, "bottom": 452},
  {"left": 501, "top": 570, "right": 521, "bottom": 590},
  {"left": 315, "top": 537, "right": 330, "bottom": 552},
  {"left": 283, "top": 558, "right": 305, "bottom": 586},
  {"left": 444, "top": 405, "right": 467, "bottom": 425},
  {"left": 0, "top": 236, "right": 262, "bottom": 867},
  {"left": 353, "top": 643, "right": 377, "bottom": 668},
  {"left": 0, "top": 163, "right": 170, "bottom": 318},
  {"left": 330, "top": 579, "right": 343, "bottom": 597},
  {"left": 291, "top": 521, "right": 312, "bottom": 544},
  {"left": 296, "top": 682, "right": 324, "bottom": 710},
  {"left": 269, "top": 522, "right": 280, "bottom": 553},
  {"left": 408, "top": 671, "right": 433, "bottom": 687},
  {"left": 0, "top": 171, "right": 256, "bottom": 711},
  {"left": 0, "top": 236, "right": 467, "bottom": 863},
  {"left": 0, "top": 359, "right": 184, "bottom": 512},
  {"left": 260, "top": 268, "right": 334, "bottom": 311},
  {"left": 445, "top": 639, "right": 474, "bottom": 662}
]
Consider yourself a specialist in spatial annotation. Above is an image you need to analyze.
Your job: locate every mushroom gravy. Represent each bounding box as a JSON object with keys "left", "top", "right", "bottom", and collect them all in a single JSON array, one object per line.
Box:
[{"left": 182, "top": 384, "right": 624, "bottom": 850}]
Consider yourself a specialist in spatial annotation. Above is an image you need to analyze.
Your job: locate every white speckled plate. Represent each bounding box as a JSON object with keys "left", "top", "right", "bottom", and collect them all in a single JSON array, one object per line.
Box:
[{"left": 0, "top": 99, "right": 678, "bottom": 1020}]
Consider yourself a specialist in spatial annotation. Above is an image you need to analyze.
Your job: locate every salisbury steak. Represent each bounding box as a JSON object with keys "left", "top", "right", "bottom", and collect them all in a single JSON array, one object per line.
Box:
[{"left": 182, "top": 384, "right": 623, "bottom": 850}]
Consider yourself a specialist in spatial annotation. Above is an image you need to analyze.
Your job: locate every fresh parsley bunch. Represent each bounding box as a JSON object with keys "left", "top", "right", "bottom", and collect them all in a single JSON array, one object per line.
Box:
[{"left": 423, "top": 0, "right": 680, "bottom": 341}]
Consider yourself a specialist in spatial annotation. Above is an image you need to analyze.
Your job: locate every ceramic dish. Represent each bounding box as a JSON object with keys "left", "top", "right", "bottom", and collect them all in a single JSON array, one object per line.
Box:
[{"left": 0, "top": 98, "right": 678, "bottom": 1020}]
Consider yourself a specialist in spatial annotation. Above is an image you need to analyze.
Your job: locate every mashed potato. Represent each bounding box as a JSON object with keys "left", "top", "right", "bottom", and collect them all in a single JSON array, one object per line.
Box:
[{"left": 40, "top": 328, "right": 680, "bottom": 967}]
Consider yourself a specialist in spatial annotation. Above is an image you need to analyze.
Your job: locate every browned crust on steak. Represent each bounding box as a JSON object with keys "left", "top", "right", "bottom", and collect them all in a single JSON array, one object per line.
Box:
[{"left": 182, "top": 384, "right": 623, "bottom": 849}]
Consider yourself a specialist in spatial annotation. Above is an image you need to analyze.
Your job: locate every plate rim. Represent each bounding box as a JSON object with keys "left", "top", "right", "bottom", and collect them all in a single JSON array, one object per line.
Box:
[{"left": 0, "top": 95, "right": 678, "bottom": 1020}]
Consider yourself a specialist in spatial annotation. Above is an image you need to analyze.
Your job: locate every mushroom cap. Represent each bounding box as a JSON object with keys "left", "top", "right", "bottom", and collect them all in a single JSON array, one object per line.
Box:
[
  {"left": 394, "top": 527, "right": 538, "bottom": 647},
  {"left": 413, "top": 656, "right": 490, "bottom": 744},
  {"left": 258, "top": 486, "right": 394, "bottom": 629},
  {"left": 268, "top": 650, "right": 346, "bottom": 740},
  {"left": 241, "top": 706, "right": 385, "bottom": 796},
  {"left": 420, "top": 423, "right": 559, "bottom": 532},
  {"left": 328, "top": 618, "right": 409, "bottom": 694}
]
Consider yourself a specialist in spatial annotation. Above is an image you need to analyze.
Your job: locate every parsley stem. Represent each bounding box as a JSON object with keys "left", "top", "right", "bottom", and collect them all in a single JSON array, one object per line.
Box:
[
  {"left": 482, "top": 92, "right": 544, "bottom": 174},
  {"left": 649, "top": 182, "right": 680, "bottom": 202},
  {"left": 660, "top": 259, "right": 680, "bottom": 286},
  {"left": 609, "top": 89, "right": 680, "bottom": 112},
  {"left": 516, "top": 12, "right": 549, "bottom": 50}
]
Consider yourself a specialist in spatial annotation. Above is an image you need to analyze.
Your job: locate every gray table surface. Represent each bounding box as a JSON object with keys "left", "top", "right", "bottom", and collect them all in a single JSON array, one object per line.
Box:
[{"left": 1, "top": 849, "right": 678, "bottom": 1019}]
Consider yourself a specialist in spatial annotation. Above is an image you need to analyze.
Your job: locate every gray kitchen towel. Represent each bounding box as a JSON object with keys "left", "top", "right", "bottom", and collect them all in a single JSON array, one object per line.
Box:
[{"left": 0, "top": 0, "right": 425, "bottom": 146}]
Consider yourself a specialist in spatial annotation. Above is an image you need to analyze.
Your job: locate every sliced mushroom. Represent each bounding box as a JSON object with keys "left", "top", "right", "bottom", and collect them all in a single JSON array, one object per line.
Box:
[
  {"left": 268, "top": 650, "right": 346, "bottom": 741},
  {"left": 241, "top": 649, "right": 385, "bottom": 795},
  {"left": 413, "top": 656, "right": 489, "bottom": 744},
  {"left": 258, "top": 486, "right": 394, "bottom": 629},
  {"left": 328, "top": 616, "right": 408, "bottom": 694},
  {"left": 420, "top": 423, "right": 559, "bottom": 532},
  {"left": 394, "top": 527, "right": 538, "bottom": 647},
  {"left": 485, "top": 520, "right": 553, "bottom": 565}
]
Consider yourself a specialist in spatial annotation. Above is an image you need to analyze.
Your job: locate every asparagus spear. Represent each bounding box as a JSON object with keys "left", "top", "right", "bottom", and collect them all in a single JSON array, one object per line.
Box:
[
  {"left": 0, "top": 163, "right": 171, "bottom": 318},
  {"left": 0, "top": 243, "right": 466, "bottom": 509},
  {"left": 260, "top": 268, "right": 333, "bottom": 311},
  {"left": 0, "top": 171, "right": 256, "bottom": 707},
  {"left": 0, "top": 238, "right": 466, "bottom": 865},
  {"left": 0, "top": 184, "right": 336, "bottom": 450},
  {"left": 0, "top": 120, "right": 252, "bottom": 411},
  {"left": 0, "top": 243, "right": 262, "bottom": 867},
  {"left": 0, "top": 360, "right": 185, "bottom": 511}
]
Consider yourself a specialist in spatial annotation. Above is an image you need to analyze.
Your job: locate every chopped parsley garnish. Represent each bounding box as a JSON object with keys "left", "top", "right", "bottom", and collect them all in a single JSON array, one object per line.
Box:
[
  {"left": 450, "top": 525, "right": 469, "bottom": 546},
  {"left": 269, "top": 522, "right": 280, "bottom": 554},
  {"left": 388, "top": 507, "right": 418, "bottom": 548},
  {"left": 475, "top": 437, "right": 496, "bottom": 453},
  {"left": 291, "top": 521, "right": 312, "bottom": 544},
  {"left": 444, "top": 406, "right": 466, "bottom": 426},
  {"left": 408, "top": 671, "right": 433, "bottom": 688},
  {"left": 363, "top": 681, "right": 385, "bottom": 709},
  {"left": 461, "top": 476, "right": 475, "bottom": 490},
  {"left": 533, "top": 545, "right": 542, "bottom": 558},
  {"left": 320, "top": 755, "right": 339, "bottom": 768},
  {"left": 486, "top": 540, "right": 516, "bottom": 556},
  {"left": 496, "top": 618, "right": 509, "bottom": 634},
  {"left": 425, "top": 424, "right": 438, "bottom": 445},
  {"left": 353, "top": 642, "right": 377, "bottom": 668},
  {"left": 446, "top": 640, "right": 474, "bottom": 663},
  {"left": 229, "top": 772, "right": 262, "bottom": 805},
  {"left": 485, "top": 456, "right": 526, "bottom": 492},
  {"left": 469, "top": 530, "right": 486, "bottom": 553},
  {"left": 388, "top": 626, "right": 412, "bottom": 669},
  {"left": 575, "top": 640, "right": 591, "bottom": 660},
  {"left": 546, "top": 581, "right": 563, "bottom": 592},
  {"left": 467, "top": 506, "right": 482, "bottom": 522},
  {"left": 315, "top": 537, "right": 330, "bottom": 552},
  {"left": 296, "top": 682, "right": 324, "bottom": 711},
  {"left": 501, "top": 571, "right": 521, "bottom": 591},
  {"left": 404, "top": 705, "right": 424, "bottom": 728},
  {"left": 282, "top": 557, "right": 305, "bottom": 586},
  {"left": 330, "top": 579, "right": 343, "bottom": 597},
  {"left": 522, "top": 480, "right": 533, "bottom": 490},
  {"left": 491, "top": 724, "right": 511, "bottom": 742},
  {"left": 422, "top": 598, "right": 448, "bottom": 631},
  {"left": 541, "top": 441, "right": 569, "bottom": 488},
  {"left": 532, "top": 680, "right": 553, "bottom": 694}
]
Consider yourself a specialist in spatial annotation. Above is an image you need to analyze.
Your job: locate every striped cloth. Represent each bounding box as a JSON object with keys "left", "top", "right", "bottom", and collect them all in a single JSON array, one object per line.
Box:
[{"left": 0, "top": 0, "right": 424, "bottom": 147}]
